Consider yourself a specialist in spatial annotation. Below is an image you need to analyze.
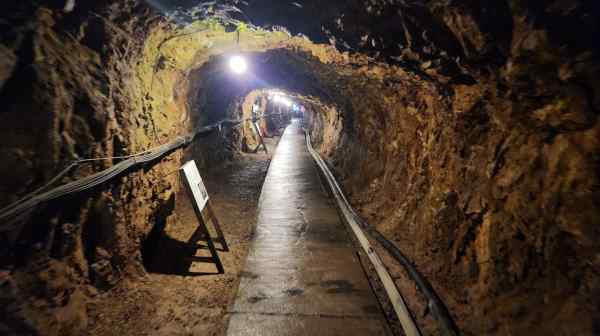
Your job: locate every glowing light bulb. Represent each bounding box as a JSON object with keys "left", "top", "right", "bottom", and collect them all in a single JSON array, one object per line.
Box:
[
  {"left": 229, "top": 55, "right": 247, "bottom": 74},
  {"left": 281, "top": 97, "right": 292, "bottom": 107}
]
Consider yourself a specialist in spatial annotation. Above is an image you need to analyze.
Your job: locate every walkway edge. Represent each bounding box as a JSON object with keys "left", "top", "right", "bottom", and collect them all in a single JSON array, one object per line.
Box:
[{"left": 305, "top": 131, "right": 422, "bottom": 336}]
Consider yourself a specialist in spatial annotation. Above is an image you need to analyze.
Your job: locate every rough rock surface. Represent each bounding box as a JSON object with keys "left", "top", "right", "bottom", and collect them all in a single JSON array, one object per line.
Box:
[
  {"left": 0, "top": 2, "right": 184, "bottom": 334},
  {"left": 303, "top": 1, "right": 600, "bottom": 334},
  {"left": 1, "top": 1, "right": 599, "bottom": 335}
]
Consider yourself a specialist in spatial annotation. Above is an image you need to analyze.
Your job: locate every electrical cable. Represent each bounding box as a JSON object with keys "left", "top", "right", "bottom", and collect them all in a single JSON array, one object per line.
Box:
[
  {"left": 1, "top": 143, "right": 168, "bottom": 212},
  {"left": 0, "top": 114, "right": 282, "bottom": 228},
  {"left": 0, "top": 114, "right": 276, "bottom": 230}
]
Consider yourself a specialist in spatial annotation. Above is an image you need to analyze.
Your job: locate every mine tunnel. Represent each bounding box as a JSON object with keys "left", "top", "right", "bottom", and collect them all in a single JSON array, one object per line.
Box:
[{"left": 1, "top": 1, "right": 599, "bottom": 335}]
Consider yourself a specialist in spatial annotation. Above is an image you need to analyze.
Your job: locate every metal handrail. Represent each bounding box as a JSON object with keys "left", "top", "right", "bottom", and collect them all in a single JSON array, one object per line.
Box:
[
  {"left": 305, "top": 130, "right": 422, "bottom": 336},
  {"left": 305, "top": 129, "right": 459, "bottom": 336}
]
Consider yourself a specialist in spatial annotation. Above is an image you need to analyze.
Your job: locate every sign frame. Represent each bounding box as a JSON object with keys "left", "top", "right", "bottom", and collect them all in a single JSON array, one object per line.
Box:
[
  {"left": 181, "top": 160, "right": 209, "bottom": 211},
  {"left": 252, "top": 121, "right": 268, "bottom": 154},
  {"left": 179, "top": 160, "right": 226, "bottom": 274}
]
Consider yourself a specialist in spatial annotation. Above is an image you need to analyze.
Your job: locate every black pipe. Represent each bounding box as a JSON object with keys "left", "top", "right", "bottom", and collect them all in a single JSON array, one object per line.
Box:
[{"left": 360, "top": 220, "right": 460, "bottom": 336}]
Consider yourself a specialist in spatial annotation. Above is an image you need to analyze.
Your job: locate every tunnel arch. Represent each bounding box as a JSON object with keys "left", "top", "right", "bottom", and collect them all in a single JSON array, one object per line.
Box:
[{"left": 1, "top": 1, "right": 599, "bottom": 335}]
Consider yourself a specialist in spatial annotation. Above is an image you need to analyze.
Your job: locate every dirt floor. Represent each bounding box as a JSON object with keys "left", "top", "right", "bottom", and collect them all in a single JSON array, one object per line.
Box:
[{"left": 87, "top": 137, "right": 279, "bottom": 336}]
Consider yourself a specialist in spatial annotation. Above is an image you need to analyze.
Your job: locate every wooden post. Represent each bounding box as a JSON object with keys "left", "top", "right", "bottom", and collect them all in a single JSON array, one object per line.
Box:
[
  {"left": 205, "top": 202, "right": 229, "bottom": 252},
  {"left": 252, "top": 121, "right": 268, "bottom": 154},
  {"left": 195, "top": 207, "right": 225, "bottom": 274}
]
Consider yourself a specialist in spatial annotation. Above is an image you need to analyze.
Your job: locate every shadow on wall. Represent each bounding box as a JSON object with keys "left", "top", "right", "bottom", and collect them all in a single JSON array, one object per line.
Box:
[{"left": 140, "top": 193, "right": 181, "bottom": 274}]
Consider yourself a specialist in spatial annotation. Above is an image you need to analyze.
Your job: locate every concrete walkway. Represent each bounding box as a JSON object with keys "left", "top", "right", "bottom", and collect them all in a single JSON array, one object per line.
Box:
[{"left": 226, "top": 121, "right": 390, "bottom": 335}]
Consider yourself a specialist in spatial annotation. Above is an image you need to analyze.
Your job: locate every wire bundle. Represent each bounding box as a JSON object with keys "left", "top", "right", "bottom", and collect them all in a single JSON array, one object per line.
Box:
[{"left": 0, "top": 114, "right": 276, "bottom": 230}]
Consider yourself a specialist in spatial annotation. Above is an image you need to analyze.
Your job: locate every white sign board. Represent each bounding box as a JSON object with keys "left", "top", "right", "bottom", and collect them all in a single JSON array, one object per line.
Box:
[{"left": 181, "top": 160, "right": 209, "bottom": 211}]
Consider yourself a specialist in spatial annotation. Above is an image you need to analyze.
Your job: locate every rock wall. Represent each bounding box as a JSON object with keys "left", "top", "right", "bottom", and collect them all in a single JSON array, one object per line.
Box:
[
  {"left": 0, "top": 2, "right": 191, "bottom": 334},
  {"left": 304, "top": 1, "right": 600, "bottom": 334}
]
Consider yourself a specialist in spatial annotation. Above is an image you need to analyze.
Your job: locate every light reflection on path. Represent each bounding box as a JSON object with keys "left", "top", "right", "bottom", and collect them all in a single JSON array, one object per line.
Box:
[{"left": 226, "top": 120, "right": 391, "bottom": 335}]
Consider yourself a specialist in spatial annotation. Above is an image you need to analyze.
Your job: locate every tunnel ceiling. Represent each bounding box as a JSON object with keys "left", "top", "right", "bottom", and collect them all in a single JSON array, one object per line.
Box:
[
  {"left": 151, "top": 0, "right": 600, "bottom": 75},
  {"left": 188, "top": 49, "right": 348, "bottom": 123}
]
